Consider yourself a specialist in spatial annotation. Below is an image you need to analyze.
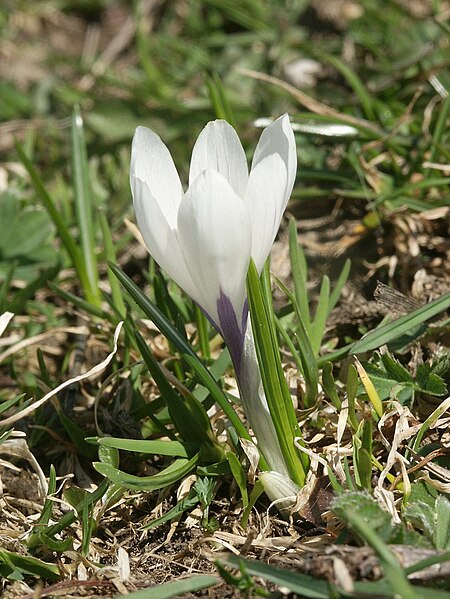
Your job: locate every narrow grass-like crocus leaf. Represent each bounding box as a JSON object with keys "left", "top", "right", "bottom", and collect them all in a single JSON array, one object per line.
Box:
[
  {"left": 344, "top": 511, "right": 421, "bottom": 599},
  {"left": 15, "top": 142, "right": 90, "bottom": 293},
  {"left": 226, "top": 451, "right": 249, "bottom": 508},
  {"left": 412, "top": 396, "right": 450, "bottom": 452},
  {"left": 350, "top": 291, "right": 450, "bottom": 355},
  {"left": 221, "top": 555, "right": 331, "bottom": 598},
  {"left": 7, "top": 263, "right": 60, "bottom": 315},
  {"left": 99, "top": 210, "right": 126, "bottom": 318},
  {"left": 109, "top": 263, "right": 197, "bottom": 358},
  {"left": 247, "top": 260, "right": 306, "bottom": 486},
  {"left": 241, "top": 479, "right": 264, "bottom": 528},
  {"left": 94, "top": 454, "right": 199, "bottom": 491},
  {"left": 313, "top": 50, "right": 376, "bottom": 120},
  {"left": 328, "top": 258, "right": 351, "bottom": 313},
  {"left": 276, "top": 277, "right": 318, "bottom": 407},
  {"left": 261, "top": 265, "right": 303, "bottom": 436},
  {"left": 27, "top": 465, "right": 57, "bottom": 550},
  {"left": 373, "top": 177, "right": 450, "bottom": 208},
  {"left": 424, "top": 94, "right": 450, "bottom": 180},
  {"left": 134, "top": 330, "right": 213, "bottom": 446},
  {"left": 71, "top": 106, "right": 101, "bottom": 307},
  {"left": 355, "top": 359, "right": 383, "bottom": 418},
  {"left": 434, "top": 495, "right": 450, "bottom": 551},
  {"left": 0, "top": 394, "right": 26, "bottom": 416},
  {"left": 153, "top": 271, "right": 187, "bottom": 338},
  {"left": 182, "top": 353, "right": 253, "bottom": 447},
  {"left": 288, "top": 218, "right": 310, "bottom": 336},
  {"left": 275, "top": 317, "right": 306, "bottom": 377},
  {"left": 310, "top": 274, "right": 330, "bottom": 356},
  {"left": 44, "top": 480, "right": 109, "bottom": 539},
  {"left": 354, "top": 442, "right": 373, "bottom": 491},
  {"left": 205, "top": 72, "right": 236, "bottom": 126},
  {"left": 346, "top": 363, "right": 359, "bottom": 430},
  {"left": 142, "top": 488, "right": 200, "bottom": 531},
  {"left": 38, "top": 464, "right": 56, "bottom": 524},
  {"left": 48, "top": 282, "right": 107, "bottom": 320},
  {"left": 81, "top": 496, "right": 93, "bottom": 556},
  {"left": 194, "top": 304, "right": 211, "bottom": 359},
  {"left": 0, "top": 261, "right": 16, "bottom": 312},
  {"left": 317, "top": 343, "right": 352, "bottom": 366},
  {"left": 133, "top": 331, "right": 182, "bottom": 412},
  {"left": 96, "top": 437, "right": 197, "bottom": 457},
  {"left": 109, "top": 271, "right": 233, "bottom": 435},
  {"left": 116, "top": 575, "right": 219, "bottom": 598},
  {"left": 0, "top": 549, "right": 60, "bottom": 581},
  {"left": 322, "top": 362, "right": 341, "bottom": 409},
  {"left": 98, "top": 443, "right": 119, "bottom": 469}
]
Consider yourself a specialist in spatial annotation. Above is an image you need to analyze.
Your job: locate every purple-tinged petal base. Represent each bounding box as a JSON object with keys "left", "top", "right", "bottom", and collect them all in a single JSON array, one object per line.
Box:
[{"left": 216, "top": 289, "right": 247, "bottom": 368}]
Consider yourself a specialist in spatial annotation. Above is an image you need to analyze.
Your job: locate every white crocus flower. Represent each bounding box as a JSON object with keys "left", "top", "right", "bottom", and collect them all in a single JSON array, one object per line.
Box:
[{"left": 131, "top": 115, "right": 297, "bottom": 477}]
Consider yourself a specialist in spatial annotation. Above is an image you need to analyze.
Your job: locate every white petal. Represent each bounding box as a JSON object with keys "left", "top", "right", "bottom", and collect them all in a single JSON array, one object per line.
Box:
[
  {"left": 177, "top": 169, "right": 251, "bottom": 328},
  {"left": 130, "top": 126, "right": 183, "bottom": 228},
  {"left": 245, "top": 153, "right": 287, "bottom": 273},
  {"left": 132, "top": 177, "right": 197, "bottom": 299},
  {"left": 189, "top": 120, "right": 248, "bottom": 197},
  {"left": 252, "top": 114, "right": 297, "bottom": 206}
]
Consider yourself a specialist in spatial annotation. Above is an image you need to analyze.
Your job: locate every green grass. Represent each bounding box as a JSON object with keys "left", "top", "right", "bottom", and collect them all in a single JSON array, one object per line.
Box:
[{"left": 0, "top": 0, "right": 449, "bottom": 596}]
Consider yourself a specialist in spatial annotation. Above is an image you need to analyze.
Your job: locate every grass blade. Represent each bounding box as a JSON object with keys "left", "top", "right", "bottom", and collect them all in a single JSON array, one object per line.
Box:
[
  {"left": 310, "top": 274, "right": 330, "bottom": 356},
  {"left": 182, "top": 353, "right": 252, "bottom": 446},
  {"left": 328, "top": 258, "right": 351, "bottom": 313},
  {"left": 49, "top": 282, "right": 107, "bottom": 319},
  {"left": 109, "top": 263, "right": 197, "bottom": 358},
  {"left": 71, "top": 106, "right": 101, "bottom": 307},
  {"left": 205, "top": 72, "right": 236, "bottom": 126},
  {"left": 313, "top": 50, "right": 376, "bottom": 120},
  {"left": 94, "top": 454, "right": 199, "bottom": 491},
  {"left": 351, "top": 291, "right": 450, "bottom": 354},
  {"left": 275, "top": 277, "right": 319, "bottom": 407},
  {"left": 0, "top": 549, "right": 60, "bottom": 581},
  {"left": 355, "top": 359, "right": 384, "bottom": 418},
  {"left": 110, "top": 262, "right": 249, "bottom": 442},
  {"left": 247, "top": 260, "right": 306, "bottom": 485},
  {"left": 99, "top": 211, "right": 126, "bottom": 318},
  {"left": 194, "top": 304, "right": 211, "bottom": 358},
  {"left": 424, "top": 94, "right": 450, "bottom": 180},
  {"left": 135, "top": 329, "right": 211, "bottom": 445},
  {"left": 221, "top": 555, "right": 331, "bottom": 598},
  {"left": 322, "top": 362, "right": 341, "bottom": 409},
  {"left": 118, "top": 575, "right": 219, "bottom": 598},
  {"left": 95, "top": 437, "right": 197, "bottom": 457},
  {"left": 15, "top": 142, "right": 88, "bottom": 292},
  {"left": 288, "top": 218, "right": 311, "bottom": 335},
  {"left": 344, "top": 510, "right": 421, "bottom": 599}
]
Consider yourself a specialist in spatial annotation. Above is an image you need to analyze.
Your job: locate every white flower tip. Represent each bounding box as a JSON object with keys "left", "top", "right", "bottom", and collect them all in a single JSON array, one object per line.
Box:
[
  {"left": 279, "top": 113, "right": 294, "bottom": 134},
  {"left": 131, "top": 126, "right": 151, "bottom": 171},
  {"left": 208, "top": 118, "right": 233, "bottom": 127},
  {"left": 200, "top": 119, "right": 239, "bottom": 140},
  {"left": 0, "top": 311, "right": 14, "bottom": 338},
  {"left": 132, "top": 125, "right": 158, "bottom": 149}
]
